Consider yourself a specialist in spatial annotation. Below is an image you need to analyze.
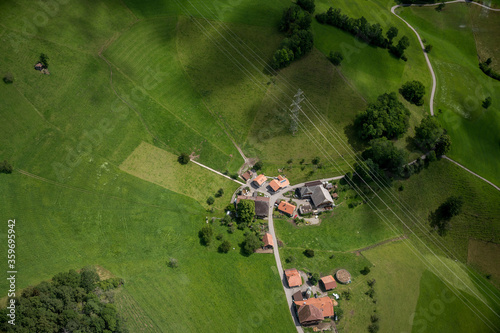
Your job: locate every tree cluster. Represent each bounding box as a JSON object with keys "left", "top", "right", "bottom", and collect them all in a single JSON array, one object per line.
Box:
[
  {"left": 355, "top": 92, "right": 411, "bottom": 141},
  {"left": 296, "top": 0, "right": 315, "bottom": 14},
  {"left": 429, "top": 196, "right": 464, "bottom": 236},
  {"left": 328, "top": 51, "right": 344, "bottom": 66},
  {"left": 413, "top": 116, "right": 444, "bottom": 151},
  {"left": 316, "top": 8, "right": 385, "bottom": 48},
  {"left": 0, "top": 267, "right": 127, "bottom": 333},
  {"left": 399, "top": 80, "right": 425, "bottom": 106},
  {"left": 271, "top": 5, "right": 314, "bottom": 70},
  {"left": 309, "top": 272, "right": 320, "bottom": 285},
  {"left": 0, "top": 160, "right": 13, "bottom": 174},
  {"left": 362, "top": 137, "right": 408, "bottom": 175},
  {"left": 316, "top": 7, "right": 410, "bottom": 60},
  {"left": 242, "top": 232, "right": 262, "bottom": 255},
  {"left": 253, "top": 161, "right": 263, "bottom": 171},
  {"left": 354, "top": 158, "right": 387, "bottom": 184},
  {"left": 237, "top": 200, "right": 255, "bottom": 226},
  {"left": 389, "top": 36, "right": 410, "bottom": 60},
  {"left": 479, "top": 58, "right": 500, "bottom": 81}
]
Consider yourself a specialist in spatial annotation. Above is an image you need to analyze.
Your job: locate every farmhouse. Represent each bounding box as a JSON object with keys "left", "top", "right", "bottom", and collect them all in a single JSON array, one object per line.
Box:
[
  {"left": 236, "top": 195, "right": 269, "bottom": 218},
  {"left": 253, "top": 174, "right": 266, "bottom": 187},
  {"left": 297, "top": 186, "right": 315, "bottom": 199},
  {"left": 320, "top": 275, "right": 337, "bottom": 291},
  {"left": 241, "top": 170, "right": 253, "bottom": 182},
  {"left": 311, "top": 186, "right": 334, "bottom": 208},
  {"left": 268, "top": 175, "right": 290, "bottom": 192},
  {"left": 278, "top": 201, "right": 296, "bottom": 216},
  {"left": 285, "top": 268, "right": 302, "bottom": 287},
  {"left": 294, "top": 297, "right": 334, "bottom": 326},
  {"left": 262, "top": 233, "right": 273, "bottom": 249}
]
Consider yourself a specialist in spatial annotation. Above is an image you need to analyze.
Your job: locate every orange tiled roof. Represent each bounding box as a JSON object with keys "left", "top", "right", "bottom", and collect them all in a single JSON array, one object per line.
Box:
[
  {"left": 263, "top": 233, "right": 274, "bottom": 247},
  {"left": 285, "top": 268, "right": 302, "bottom": 287},
  {"left": 278, "top": 201, "right": 296, "bottom": 215},
  {"left": 320, "top": 275, "right": 337, "bottom": 290},
  {"left": 277, "top": 175, "right": 290, "bottom": 187},
  {"left": 294, "top": 297, "right": 334, "bottom": 317},
  {"left": 253, "top": 174, "right": 266, "bottom": 186},
  {"left": 269, "top": 179, "right": 281, "bottom": 191}
]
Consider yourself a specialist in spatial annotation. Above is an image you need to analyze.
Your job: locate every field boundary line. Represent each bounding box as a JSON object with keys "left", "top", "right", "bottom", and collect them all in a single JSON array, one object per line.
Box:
[
  {"left": 189, "top": 159, "right": 245, "bottom": 185},
  {"left": 351, "top": 234, "right": 409, "bottom": 254},
  {"left": 13, "top": 86, "right": 63, "bottom": 133},
  {"left": 441, "top": 156, "right": 500, "bottom": 191}
]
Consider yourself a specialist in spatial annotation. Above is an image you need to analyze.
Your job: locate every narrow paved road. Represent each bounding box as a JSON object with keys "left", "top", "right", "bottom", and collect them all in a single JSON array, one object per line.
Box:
[
  {"left": 391, "top": 1, "right": 500, "bottom": 191},
  {"left": 391, "top": 0, "right": 499, "bottom": 117},
  {"left": 267, "top": 176, "right": 344, "bottom": 333},
  {"left": 442, "top": 156, "right": 500, "bottom": 191}
]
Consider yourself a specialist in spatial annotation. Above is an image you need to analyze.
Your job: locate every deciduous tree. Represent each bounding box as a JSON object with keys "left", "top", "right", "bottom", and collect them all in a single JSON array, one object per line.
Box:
[
  {"left": 237, "top": 200, "right": 255, "bottom": 224},
  {"left": 400, "top": 80, "right": 425, "bottom": 106}
]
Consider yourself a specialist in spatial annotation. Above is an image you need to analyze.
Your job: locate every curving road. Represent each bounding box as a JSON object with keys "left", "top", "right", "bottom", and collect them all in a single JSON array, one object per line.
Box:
[
  {"left": 266, "top": 176, "right": 344, "bottom": 333},
  {"left": 391, "top": 0, "right": 500, "bottom": 116},
  {"left": 391, "top": 1, "right": 500, "bottom": 191}
]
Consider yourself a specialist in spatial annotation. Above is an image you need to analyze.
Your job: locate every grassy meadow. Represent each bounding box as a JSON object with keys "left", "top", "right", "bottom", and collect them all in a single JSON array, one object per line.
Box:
[
  {"left": 398, "top": 3, "right": 500, "bottom": 186},
  {"left": 120, "top": 141, "right": 239, "bottom": 210}
]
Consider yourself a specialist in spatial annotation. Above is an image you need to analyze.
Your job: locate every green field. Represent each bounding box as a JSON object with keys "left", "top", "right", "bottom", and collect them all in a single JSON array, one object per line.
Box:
[
  {"left": 1, "top": 0, "right": 499, "bottom": 331},
  {"left": 275, "top": 160, "right": 500, "bottom": 331},
  {"left": 328, "top": 241, "right": 500, "bottom": 333},
  {"left": 398, "top": 3, "right": 500, "bottom": 186}
]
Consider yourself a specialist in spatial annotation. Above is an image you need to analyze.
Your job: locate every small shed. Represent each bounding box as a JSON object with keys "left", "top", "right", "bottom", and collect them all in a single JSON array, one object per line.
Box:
[
  {"left": 320, "top": 275, "right": 337, "bottom": 291},
  {"left": 262, "top": 233, "right": 274, "bottom": 249},
  {"left": 241, "top": 170, "right": 253, "bottom": 181}
]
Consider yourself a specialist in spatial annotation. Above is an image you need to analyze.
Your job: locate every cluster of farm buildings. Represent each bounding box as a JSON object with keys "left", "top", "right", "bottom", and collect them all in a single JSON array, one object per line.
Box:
[
  {"left": 234, "top": 170, "right": 348, "bottom": 328},
  {"left": 285, "top": 268, "right": 351, "bottom": 326},
  {"left": 236, "top": 170, "right": 339, "bottom": 219}
]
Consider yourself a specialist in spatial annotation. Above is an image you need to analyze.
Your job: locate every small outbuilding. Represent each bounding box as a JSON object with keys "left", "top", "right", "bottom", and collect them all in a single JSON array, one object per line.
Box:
[
  {"left": 320, "top": 275, "right": 337, "bottom": 291},
  {"left": 285, "top": 268, "right": 302, "bottom": 288},
  {"left": 241, "top": 170, "right": 253, "bottom": 182},
  {"left": 262, "top": 233, "right": 274, "bottom": 249}
]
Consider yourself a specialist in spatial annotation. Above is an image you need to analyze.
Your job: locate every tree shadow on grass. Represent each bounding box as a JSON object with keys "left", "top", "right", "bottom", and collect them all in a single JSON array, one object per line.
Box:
[{"left": 344, "top": 123, "right": 367, "bottom": 152}]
